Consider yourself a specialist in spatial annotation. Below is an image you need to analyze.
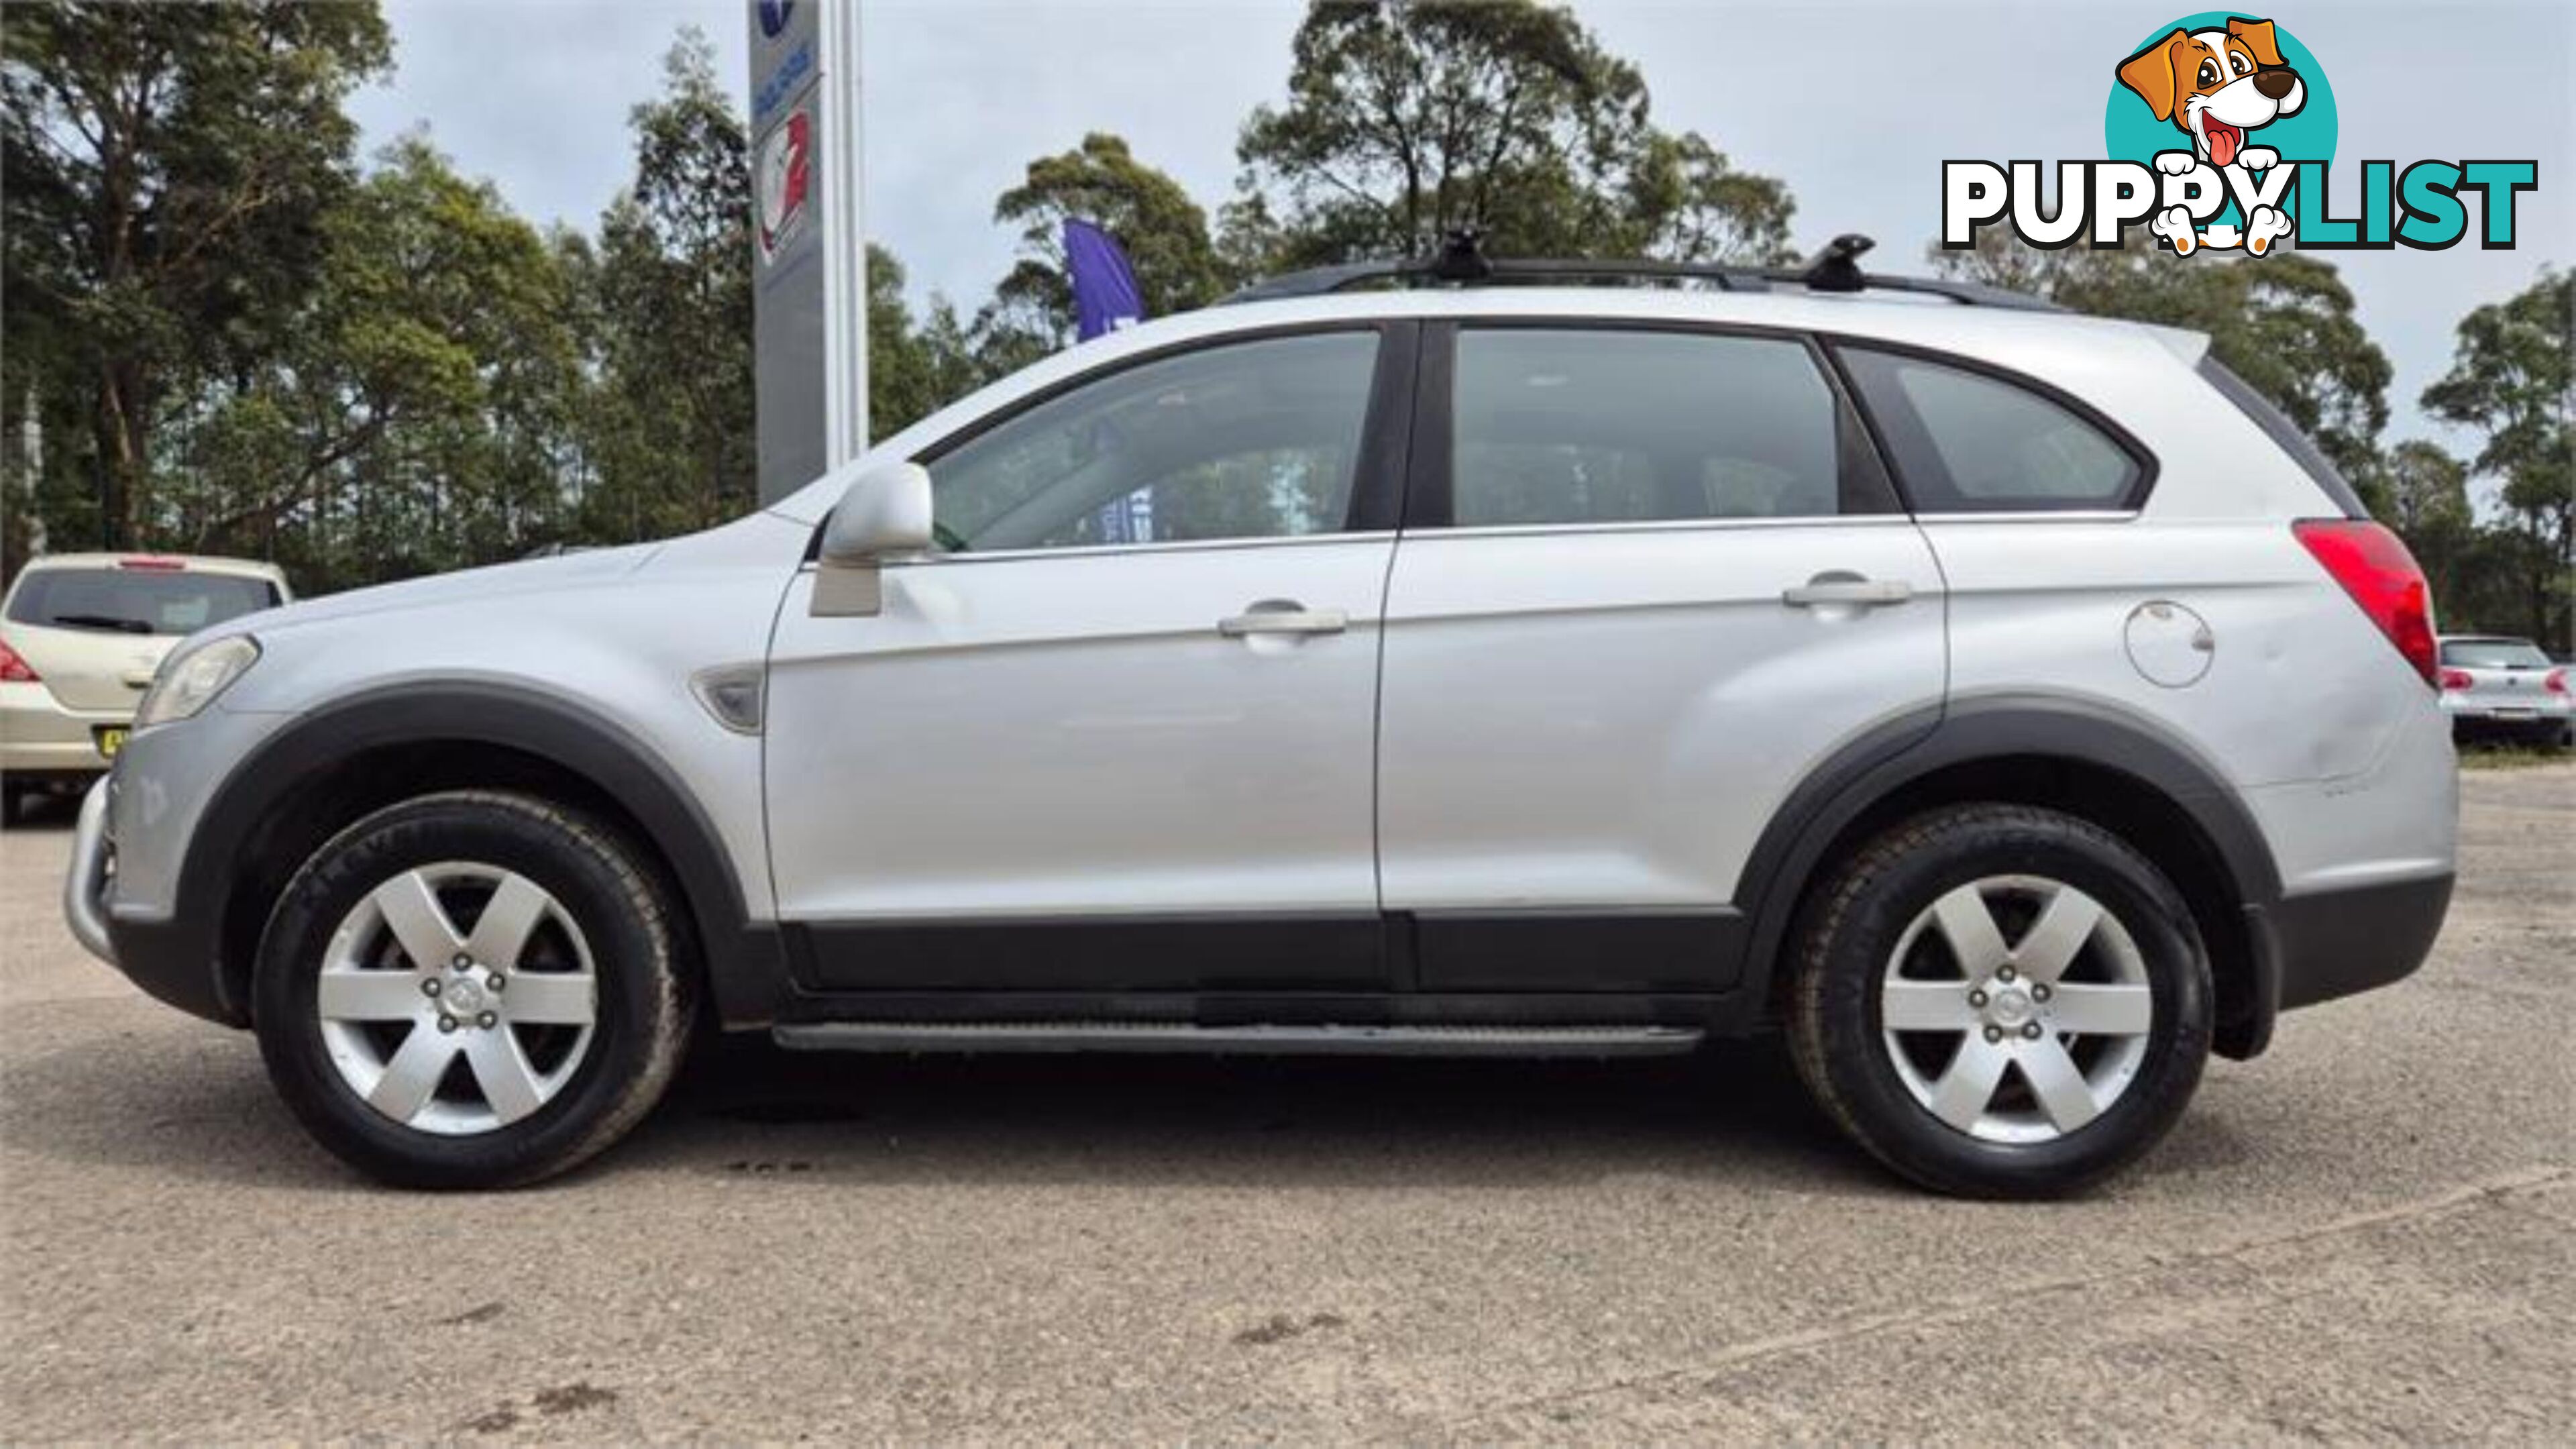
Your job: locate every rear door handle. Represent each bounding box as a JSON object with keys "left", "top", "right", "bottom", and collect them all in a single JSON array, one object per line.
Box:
[
  {"left": 1219, "top": 602, "right": 1348, "bottom": 637},
  {"left": 1782, "top": 576, "right": 1913, "bottom": 608}
]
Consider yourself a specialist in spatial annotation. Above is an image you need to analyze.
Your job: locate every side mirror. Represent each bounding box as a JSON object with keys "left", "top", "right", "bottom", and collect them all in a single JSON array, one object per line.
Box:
[{"left": 813, "top": 462, "right": 932, "bottom": 616}]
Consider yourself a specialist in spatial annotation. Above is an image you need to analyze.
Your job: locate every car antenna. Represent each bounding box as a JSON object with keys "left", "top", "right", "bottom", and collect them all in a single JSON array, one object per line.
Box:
[{"left": 1802, "top": 233, "right": 1875, "bottom": 292}]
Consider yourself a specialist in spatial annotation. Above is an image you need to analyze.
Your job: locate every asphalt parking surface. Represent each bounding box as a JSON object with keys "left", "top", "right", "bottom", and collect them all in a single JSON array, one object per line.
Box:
[{"left": 3, "top": 766, "right": 2570, "bottom": 1440}]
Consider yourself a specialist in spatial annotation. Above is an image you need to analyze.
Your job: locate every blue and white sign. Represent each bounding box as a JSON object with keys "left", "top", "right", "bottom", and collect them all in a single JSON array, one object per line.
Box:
[{"left": 747, "top": 0, "right": 865, "bottom": 504}]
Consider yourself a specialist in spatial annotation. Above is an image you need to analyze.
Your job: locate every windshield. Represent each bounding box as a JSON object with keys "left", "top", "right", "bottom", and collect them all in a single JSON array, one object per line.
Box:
[
  {"left": 4, "top": 568, "right": 280, "bottom": 636},
  {"left": 2440, "top": 639, "right": 2553, "bottom": 669}
]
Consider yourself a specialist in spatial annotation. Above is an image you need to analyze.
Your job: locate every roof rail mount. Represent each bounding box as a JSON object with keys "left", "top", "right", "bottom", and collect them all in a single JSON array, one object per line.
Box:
[
  {"left": 1803, "top": 233, "right": 1874, "bottom": 292},
  {"left": 1432, "top": 227, "right": 1493, "bottom": 282},
  {"left": 1219, "top": 231, "right": 2059, "bottom": 313}
]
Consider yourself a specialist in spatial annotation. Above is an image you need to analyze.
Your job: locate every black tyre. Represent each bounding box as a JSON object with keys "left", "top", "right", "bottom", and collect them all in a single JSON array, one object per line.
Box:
[
  {"left": 254, "top": 790, "right": 695, "bottom": 1188},
  {"left": 1785, "top": 804, "right": 2212, "bottom": 1197}
]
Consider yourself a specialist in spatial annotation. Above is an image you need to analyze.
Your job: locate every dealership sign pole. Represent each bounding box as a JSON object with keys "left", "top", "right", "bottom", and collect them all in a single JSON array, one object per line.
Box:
[{"left": 748, "top": 0, "right": 867, "bottom": 506}]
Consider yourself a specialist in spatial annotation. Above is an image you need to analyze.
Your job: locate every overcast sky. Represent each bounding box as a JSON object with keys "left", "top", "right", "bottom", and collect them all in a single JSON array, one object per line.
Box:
[{"left": 351, "top": 0, "right": 2570, "bottom": 453}]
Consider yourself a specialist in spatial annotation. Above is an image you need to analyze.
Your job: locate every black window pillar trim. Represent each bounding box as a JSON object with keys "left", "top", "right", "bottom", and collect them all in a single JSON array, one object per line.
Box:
[
  {"left": 1344, "top": 319, "right": 1420, "bottom": 533},
  {"left": 1402, "top": 319, "right": 1457, "bottom": 530}
]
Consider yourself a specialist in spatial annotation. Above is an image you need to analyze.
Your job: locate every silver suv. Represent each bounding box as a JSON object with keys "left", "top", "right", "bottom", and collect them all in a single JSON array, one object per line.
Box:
[{"left": 66, "top": 250, "right": 2457, "bottom": 1195}]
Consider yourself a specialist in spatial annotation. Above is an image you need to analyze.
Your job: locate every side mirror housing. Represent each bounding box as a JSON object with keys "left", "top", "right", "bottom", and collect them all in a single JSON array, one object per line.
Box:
[{"left": 814, "top": 462, "right": 932, "bottom": 616}]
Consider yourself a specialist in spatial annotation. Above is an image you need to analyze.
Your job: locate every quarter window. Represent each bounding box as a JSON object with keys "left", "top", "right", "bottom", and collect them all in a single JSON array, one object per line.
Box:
[
  {"left": 1839, "top": 347, "right": 2143, "bottom": 511},
  {"left": 925, "top": 331, "right": 1380, "bottom": 551},
  {"left": 1448, "top": 329, "right": 1847, "bottom": 527}
]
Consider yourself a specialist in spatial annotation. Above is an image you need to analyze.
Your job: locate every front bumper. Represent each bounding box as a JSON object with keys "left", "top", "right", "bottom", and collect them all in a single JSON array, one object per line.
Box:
[
  {"left": 63, "top": 779, "right": 116, "bottom": 961},
  {"left": 63, "top": 708, "right": 286, "bottom": 1028},
  {"left": 66, "top": 775, "right": 248, "bottom": 1026}
]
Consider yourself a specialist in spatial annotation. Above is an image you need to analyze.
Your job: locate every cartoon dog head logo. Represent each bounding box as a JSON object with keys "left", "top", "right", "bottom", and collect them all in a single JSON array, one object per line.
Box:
[
  {"left": 2104, "top": 13, "right": 2337, "bottom": 256},
  {"left": 2117, "top": 17, "right": 2306, "bottom": 171}
]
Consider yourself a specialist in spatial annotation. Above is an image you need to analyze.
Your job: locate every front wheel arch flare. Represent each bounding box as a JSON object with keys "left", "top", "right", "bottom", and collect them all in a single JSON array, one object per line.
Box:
[{"left": 193, "top": 684, "right": 779, "bottom": 1027}]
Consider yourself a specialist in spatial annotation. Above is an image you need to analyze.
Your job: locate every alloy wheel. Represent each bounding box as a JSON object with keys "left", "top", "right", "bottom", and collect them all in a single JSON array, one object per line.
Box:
[
  {"left": 313, "top": 861, "right": 599, "bottom": 1136},
  {"left": 1878, "top": 874, "right": 2155, "bottom": 1144}
]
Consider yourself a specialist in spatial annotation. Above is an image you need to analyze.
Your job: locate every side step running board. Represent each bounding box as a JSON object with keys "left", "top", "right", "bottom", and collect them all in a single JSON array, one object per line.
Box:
[{"left": 771, "top": 1022, "right": 1705, "bottom": 1058}]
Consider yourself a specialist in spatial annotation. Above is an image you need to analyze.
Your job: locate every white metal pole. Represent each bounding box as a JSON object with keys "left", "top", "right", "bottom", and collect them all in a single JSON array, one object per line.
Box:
[{"left": 822, "top": 0, "right": 868, "bottom": 464}]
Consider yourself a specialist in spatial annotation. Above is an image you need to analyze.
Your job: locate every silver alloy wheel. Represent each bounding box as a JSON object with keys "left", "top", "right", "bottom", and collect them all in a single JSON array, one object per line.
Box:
[
  {"left": 315, "top": 861, "right": 599, "bottom": 1136},
  {"left": 1878, "top": 874, "right": 2154, "bottom": 1144}
]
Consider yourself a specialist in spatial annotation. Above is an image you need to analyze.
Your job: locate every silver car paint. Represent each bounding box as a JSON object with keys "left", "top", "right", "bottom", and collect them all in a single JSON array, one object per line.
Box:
[
  {"left": 1377, "top": 517, "right": 1945, "bottom": 912},
  {"left": 766, "top": 535, "right": 1395, "bottom": 920},
  {"left": 85, "top": 283, "right": 2455, "bottom": 958},
  {"left": 110, "top": 512, "right": 808, "bottom": 925}
]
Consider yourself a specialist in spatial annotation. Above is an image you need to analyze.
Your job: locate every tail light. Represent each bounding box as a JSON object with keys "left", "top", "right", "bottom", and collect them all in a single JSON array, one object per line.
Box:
[
  {"left": 2292, "top": 519, "right": 2437, "bottom": 686},
  {"left": 2548, "top": 669, "right": 2569, "bottom": 696},
  {"left": 116, "top": 555, "right": 185, "bottom": 572},
  {"left": 2438, "top": 667, "right": 2473, "bottom": 692},
  {"left": 0, "top": 640, "right": 36, "bottom": 684}
]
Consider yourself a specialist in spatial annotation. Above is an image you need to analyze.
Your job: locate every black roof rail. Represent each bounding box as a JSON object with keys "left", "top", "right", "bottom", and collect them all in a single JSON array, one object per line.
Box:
[{"left": 1218, "top": 230, "right": 2061, "bottom": 313}]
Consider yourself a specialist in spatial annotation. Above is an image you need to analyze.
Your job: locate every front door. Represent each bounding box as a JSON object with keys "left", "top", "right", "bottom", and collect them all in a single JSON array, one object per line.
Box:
[
  {"left": 765, "top": 326, "right": 1410, "bottom": 992},
  {"left": 1376, "top": 323, "right": 1949, "bottom": 992}
]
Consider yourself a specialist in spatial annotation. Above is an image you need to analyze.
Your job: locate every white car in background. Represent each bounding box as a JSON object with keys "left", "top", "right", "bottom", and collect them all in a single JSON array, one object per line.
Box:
[
  {"left": 2436, "top": 635, "right": 2572, "bottom": 747},
  {"left": 1, "top": 553, "right": 292, "bottom": 816}
]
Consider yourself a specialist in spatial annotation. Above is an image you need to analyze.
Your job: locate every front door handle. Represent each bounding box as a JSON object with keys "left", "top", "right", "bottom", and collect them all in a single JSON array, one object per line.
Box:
[
  {"left": 1782, "top": 576, "right": 1913, "bottom": 608},
  {"left": 1219, "top": 601, "right": 1348, "bottom": 637}
]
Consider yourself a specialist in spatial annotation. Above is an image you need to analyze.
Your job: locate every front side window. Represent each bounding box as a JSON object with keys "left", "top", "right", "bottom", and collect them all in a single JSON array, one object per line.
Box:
[
  {"left": 1450, "top": 329, "right": 1843, "bottom": 527},
  {"left": 925, "top": 331, "right": 1381, "bottom": 552},
  {"left": 1839, "top": 347, "right": 2143, "bottom": 512},
  {"left": 3, "top": 568, "right": 279, "bottom": 636}
]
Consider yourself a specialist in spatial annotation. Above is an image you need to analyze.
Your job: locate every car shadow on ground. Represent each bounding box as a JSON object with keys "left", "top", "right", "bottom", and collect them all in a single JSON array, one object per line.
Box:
[
  {"left": 0, "top": 1017, "right": 1899, "bottom": 1197},
  {"left": 1, "top": 790, "right": 85, "bottom": 832}
]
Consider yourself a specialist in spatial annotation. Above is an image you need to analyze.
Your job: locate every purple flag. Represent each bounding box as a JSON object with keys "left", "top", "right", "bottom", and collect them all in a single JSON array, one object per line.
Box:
[
  {"left": 1065, "top": 219, "right": 1152, "bottom": 541},
  {"left": 1065, "top": 219, "right": 1144, "bottom": 341}
]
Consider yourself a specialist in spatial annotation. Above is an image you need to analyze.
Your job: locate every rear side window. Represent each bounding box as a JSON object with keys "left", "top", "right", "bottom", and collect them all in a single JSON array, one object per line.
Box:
[
  {"left": 2197, "top": 356, "right": 2369, "bottom": 518},
  {"left": 1448, "top": 329, "right": 1857, "bottom": 527},
  {"left": 1841, "top": 347, "right": 2144, "bottom": 512},
  {"left": 3, "top": 568, "right": 279, "bottom": 636}
]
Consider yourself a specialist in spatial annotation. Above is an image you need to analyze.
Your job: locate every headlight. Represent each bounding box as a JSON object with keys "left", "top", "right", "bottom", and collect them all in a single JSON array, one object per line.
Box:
[{"left": 135, "top": 635, "right": 260, "bottom": 729}]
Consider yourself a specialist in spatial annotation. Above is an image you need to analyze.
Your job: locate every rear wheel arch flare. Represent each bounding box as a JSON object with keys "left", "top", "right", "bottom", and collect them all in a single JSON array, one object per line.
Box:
[{"left": 1737, "top": 698, "right": 2278, "bottom": 1051}]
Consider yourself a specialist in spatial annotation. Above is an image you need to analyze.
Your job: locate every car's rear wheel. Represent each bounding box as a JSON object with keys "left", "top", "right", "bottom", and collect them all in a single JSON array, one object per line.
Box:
[
  {"left": 254, "top": 790, "right": 694, "bottom": 1188},
  {"left": 1785, "top": 804, "right": 2212, "bottom": 1197}
]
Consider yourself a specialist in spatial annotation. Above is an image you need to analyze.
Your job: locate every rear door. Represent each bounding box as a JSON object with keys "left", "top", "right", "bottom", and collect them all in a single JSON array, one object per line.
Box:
[{"left": 1375, "top": 323, "right": 1947, "bottom": 992}]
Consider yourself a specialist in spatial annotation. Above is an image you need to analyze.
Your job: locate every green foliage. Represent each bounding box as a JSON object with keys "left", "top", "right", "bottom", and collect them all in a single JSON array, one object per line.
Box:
[
  {"left": 2, "top": 0, "right": 392, "bottom": 551},
  {"left": 166, "top": 135, "right": 584, "bottom": 587},
  {"left": 1227, "top": 0, "right": 1792, "bottom": 270},
  {"left": 993, "top": 133, "right": 1234, "bottom": 341},
  {"left": 576, "top": 32, "right": 757, "bottom": 543},
  {"left": 2422, "top": 271, "right": 2573, "bottom": 653}
]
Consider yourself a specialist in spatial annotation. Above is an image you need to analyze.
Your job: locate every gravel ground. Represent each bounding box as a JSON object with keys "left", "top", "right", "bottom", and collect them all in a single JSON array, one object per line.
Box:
[{"left": 1, "top": 766, "right": 2569, "bottom": 1441}]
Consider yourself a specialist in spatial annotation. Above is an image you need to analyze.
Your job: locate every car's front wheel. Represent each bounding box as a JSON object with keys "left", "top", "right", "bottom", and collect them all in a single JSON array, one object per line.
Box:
[
  {"left": 1785, "top": 804, "right": 2212, "bottom": 1197},
  {"left": 254, "top": 790, "right": 694, "bottom": 1188}
]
